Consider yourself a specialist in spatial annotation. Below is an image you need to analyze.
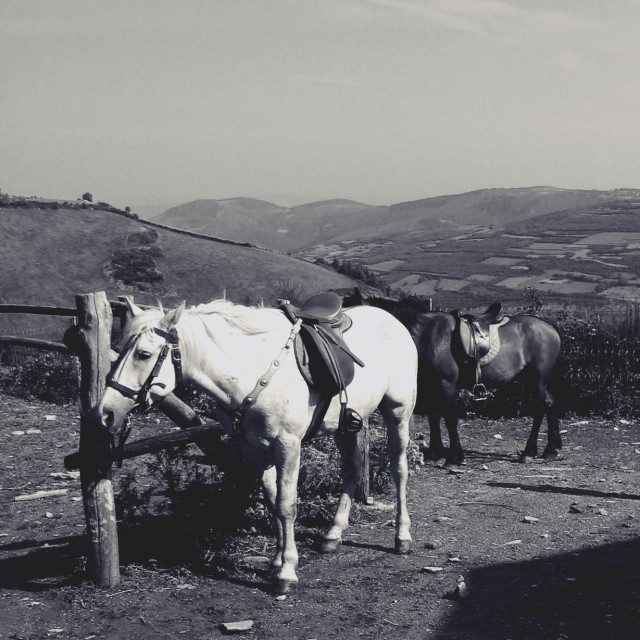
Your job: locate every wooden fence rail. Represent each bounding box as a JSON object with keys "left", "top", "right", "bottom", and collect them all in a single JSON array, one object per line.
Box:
[
  {"left": 0, "top": 292, "right": 372, "bottom": 588},
  {"left": 0, "top": 337, "right": 71, "bottom": 353}
]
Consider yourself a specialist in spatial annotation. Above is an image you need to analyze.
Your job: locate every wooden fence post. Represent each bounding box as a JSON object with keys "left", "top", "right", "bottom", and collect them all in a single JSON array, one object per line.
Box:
[
  {"left": 76, "top": 292, "right": 120, "bottom": 588},
  {"left": 355, "top": 418, "right": 370, "bottom": 503}
]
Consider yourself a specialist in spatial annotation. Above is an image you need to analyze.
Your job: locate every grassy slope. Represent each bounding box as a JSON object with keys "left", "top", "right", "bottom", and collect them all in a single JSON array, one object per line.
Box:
[{"left": 0, "top": 206, "right": 356, "bottom": 309}]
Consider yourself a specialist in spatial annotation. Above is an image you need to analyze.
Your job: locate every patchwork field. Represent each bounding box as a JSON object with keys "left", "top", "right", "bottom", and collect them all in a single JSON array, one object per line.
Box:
[{"left": 301, "top": 199, "right": 640, "bottom": 307}]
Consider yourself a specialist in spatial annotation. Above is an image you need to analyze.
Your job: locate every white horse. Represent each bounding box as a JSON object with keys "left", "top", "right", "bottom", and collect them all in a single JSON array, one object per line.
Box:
[{"left": 97, "top": 298, "right": 418, "bottom": 594}]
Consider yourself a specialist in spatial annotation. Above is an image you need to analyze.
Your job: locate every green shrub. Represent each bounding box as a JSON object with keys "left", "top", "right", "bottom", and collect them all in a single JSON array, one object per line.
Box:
[
  {"left": 110, "top": 247, "right": 164, "bottom": 286},
  {"left": 553, "top": 313, "right": 640, "bottom": 417},
  {"left": 0, "top": 351, "right": 76, "bottom": 404}
]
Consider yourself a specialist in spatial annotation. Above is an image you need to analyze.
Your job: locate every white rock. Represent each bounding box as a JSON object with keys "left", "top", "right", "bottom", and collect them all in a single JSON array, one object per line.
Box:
[{"left": 219, "top": 620, "right": 254, "bottom": 633}]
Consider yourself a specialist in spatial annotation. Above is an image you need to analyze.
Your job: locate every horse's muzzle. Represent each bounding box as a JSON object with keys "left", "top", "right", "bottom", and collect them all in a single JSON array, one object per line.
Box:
[{"left": 94, "top": 404, "right": 127, "bottom": 436}]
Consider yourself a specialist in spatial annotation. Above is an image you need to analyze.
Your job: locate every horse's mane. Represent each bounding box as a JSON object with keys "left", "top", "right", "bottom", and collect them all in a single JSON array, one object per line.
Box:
[
  {"left": 122, "top": 300, "right": 285, "bottom": 346},
  {"left": 121, "top": 308, "right": 165, "bottom": 345},
  {"left": 360, "top": 295, "right": 430, "bottom": 329},
  {"left": 188, "top": 299, "right": 284, "bottom": 335}
]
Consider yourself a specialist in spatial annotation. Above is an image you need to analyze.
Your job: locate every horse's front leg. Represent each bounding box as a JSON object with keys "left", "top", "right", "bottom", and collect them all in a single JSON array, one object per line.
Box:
[
  {"left": 542, "top": 403, "right": 562, "bottom": 460},
  {"left": 260, "top": 466, "right": 284, "bottom": 580},
  {"left": 542, "top": 385, "right": 562, "bottom": 460},
  {"left": 521, "top": 378, "right": 554, "bottom": 463},
  {"left": 321, "top": 429, "right": 362, "bottom": 553},
  {"left": 443, "top": 413, "right": 464, "bottom": 467},
  {"left": 271, "top": 434, "right": 302, "bottom": 594}
]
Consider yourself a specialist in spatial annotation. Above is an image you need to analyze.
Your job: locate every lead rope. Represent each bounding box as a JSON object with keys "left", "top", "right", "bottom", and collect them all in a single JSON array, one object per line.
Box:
[{"left": 110, "top": 415, "right": 132, "bottom": 468}]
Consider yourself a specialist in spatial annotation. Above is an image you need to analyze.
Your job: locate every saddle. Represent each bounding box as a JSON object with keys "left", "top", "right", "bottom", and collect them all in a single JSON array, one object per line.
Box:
[
  {"left": 451, "top": 302, "right": 510, "bottom": 399},
  {"left": 280, "top": 292, "right": 365, "bottom": 441}
]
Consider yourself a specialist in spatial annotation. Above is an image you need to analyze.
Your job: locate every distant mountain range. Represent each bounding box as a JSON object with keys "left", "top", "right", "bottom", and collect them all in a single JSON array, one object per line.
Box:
[
  {"left": 154, "top": 187, "right": 640, "bottom": 305},
  {"left": 154, "top": 198, "right": 383, "bottom": 253}
]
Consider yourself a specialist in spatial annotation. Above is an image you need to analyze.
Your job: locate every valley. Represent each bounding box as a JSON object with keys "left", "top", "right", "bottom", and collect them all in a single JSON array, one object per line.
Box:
[{"left": 153, "top": 187, "right": 640, "bottom": 307}]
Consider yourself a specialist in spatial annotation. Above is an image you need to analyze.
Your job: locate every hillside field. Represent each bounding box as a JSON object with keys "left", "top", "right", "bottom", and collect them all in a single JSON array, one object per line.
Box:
[{"left": 0, "top": 203, "right": 357, "bottom": 336}]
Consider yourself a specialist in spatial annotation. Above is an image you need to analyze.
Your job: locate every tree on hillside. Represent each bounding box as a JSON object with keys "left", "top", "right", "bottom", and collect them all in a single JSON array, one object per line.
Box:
[{"left": 82, "top": 192, "right": 93, "bottom": 202}]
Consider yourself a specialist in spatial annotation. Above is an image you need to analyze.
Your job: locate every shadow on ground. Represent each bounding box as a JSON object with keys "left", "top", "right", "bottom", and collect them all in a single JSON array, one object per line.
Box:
[{"left": 433, "top": 538, "right": 640, "bottom": 640}]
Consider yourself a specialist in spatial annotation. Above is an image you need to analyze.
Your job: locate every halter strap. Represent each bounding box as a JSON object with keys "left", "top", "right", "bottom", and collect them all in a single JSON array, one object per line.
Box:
[{"left": 106, "top": 326, "right": 183, "bottom": 410}]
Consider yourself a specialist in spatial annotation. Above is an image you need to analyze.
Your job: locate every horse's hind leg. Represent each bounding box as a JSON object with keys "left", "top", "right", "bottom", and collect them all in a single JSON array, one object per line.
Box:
[
  {"left": 521, "top": 378, "right": 562, "bottom": 463},
  {"left": 379, "top": 401, "right": 412, "bottom": 554},
  {"left": 542, "top": 388, "right": 562, "bottom": 460},
  {"left": 521, "top": 409, "right": 542, "bottom": 463},
  {"left": 321, "top": 429, "right": 362, "bottom": 553}
]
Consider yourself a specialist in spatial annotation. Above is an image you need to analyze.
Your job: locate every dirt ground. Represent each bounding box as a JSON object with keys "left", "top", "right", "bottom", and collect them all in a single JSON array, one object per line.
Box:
[{"left": 0, "top": 393, "right": 638, "bottom": 640}]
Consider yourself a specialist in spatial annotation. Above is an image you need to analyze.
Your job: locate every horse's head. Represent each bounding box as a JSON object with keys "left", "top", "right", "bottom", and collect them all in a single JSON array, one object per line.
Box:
[{"left": 97, "top": 299, "right": 185, "bottom": 435}]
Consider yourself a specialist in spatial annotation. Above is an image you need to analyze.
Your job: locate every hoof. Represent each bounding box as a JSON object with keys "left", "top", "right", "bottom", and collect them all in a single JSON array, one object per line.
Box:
[
  {"left": 542, "top": 450, "right": 563, "bottom": 461},
  {"left": 272, "top": 578, "right": 298, "bottom": 595},
  {"left": 519, "top": 455, "right": 535, "bottom": 464},
  {"left": 395, "top": 538, "right": 412, "bottom": 555},
  {"left": 423, "top": 450, "right": 446, "bottom": 463},
  {"left": 320, "top": 538, "right": 342, "bottom": 554}
]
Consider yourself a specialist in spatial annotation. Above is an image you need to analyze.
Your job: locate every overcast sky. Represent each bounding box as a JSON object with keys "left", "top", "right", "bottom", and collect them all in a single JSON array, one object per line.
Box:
[{"left": 1, "top": 0, "right": 639, "bottom": 213}]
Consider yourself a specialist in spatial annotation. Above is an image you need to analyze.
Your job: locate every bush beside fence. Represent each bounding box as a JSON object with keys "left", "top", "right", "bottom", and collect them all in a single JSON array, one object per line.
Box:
[{"left": 1, "top": 302, "right": 638, "bottom": 417}]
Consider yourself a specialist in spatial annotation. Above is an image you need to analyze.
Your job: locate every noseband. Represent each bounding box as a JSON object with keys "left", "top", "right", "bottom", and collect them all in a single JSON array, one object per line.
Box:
[{"left": 106, "top": 326, "right": 184, "bottom": 412}]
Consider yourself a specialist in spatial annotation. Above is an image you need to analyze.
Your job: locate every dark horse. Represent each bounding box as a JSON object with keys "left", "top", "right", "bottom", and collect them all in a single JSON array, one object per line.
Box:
[{"left": 344, "top": 289, "right": 563, "bottom": 465}]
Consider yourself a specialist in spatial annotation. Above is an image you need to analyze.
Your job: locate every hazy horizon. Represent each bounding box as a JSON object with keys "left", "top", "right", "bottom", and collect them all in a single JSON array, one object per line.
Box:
[{"left": 2, "top": 1, "right": 639, "bottom": 213}]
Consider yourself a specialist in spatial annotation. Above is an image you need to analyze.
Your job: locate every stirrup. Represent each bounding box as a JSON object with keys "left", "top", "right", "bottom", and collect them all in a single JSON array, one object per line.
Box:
[
  {"left": 472, "top": 383, "right": 488, "bottom": 402},
  {"left": 339, "top": 405, "right": 363, "bottom": 434}
]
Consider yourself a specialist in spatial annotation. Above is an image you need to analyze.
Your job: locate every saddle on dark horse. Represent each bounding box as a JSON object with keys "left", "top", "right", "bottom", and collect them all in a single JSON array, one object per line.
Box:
[
  {"left": 280, "top": 292, "right": 365, "bottom": 442},
  {"left": 451, "top": 302, "right": 510, "bottom": 399}
]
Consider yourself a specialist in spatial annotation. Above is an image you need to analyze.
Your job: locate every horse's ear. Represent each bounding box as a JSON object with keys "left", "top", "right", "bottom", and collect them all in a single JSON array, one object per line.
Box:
[
  {"left": 124, "top": 297, "right": 144, "bottom": 318},
  {"left": 163, "top": 302, "right": 186, "bottom": 328}
]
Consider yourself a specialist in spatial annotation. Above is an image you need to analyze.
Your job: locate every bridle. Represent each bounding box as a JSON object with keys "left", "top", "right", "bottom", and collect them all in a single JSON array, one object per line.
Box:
[
  {"left": 106, "top": 326, "right": 184, "bottom": 412},
  {"left": 105, "top": 326, "right": 183, "bottom": 466}
]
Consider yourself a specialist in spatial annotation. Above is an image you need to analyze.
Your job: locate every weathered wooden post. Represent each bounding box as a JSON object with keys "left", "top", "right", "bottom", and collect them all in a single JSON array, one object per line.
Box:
[
  {"left": 355, "top": 418, "right": 370, "bottom": 503},
  {"left": 75, "top": 292, "right": 120, "bottom": 588}
]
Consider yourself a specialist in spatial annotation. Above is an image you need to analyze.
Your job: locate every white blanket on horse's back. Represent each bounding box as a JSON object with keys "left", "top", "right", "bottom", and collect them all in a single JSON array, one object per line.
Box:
[{"left": 479, "top": 317, "right": 510, "bottom": 366}]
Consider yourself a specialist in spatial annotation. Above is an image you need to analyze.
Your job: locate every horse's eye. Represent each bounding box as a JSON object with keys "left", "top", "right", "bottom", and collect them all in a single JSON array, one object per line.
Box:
[{"left": 136, "top": 350, "right": 152, "bottom": 361}]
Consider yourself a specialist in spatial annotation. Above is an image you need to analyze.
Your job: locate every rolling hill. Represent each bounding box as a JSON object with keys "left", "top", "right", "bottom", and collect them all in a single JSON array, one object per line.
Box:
[
  {"left": 153, "top": 187, "right": 627, "bottom": 252},
  {"left": 153, "top": 186, "right": 640, "bottom": 306},
  {"left": 155, "top": 198, "right": 384, "bottom": 253},
  {"left": 0, "top": 200, "right": 358, "bottom": 318}
]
